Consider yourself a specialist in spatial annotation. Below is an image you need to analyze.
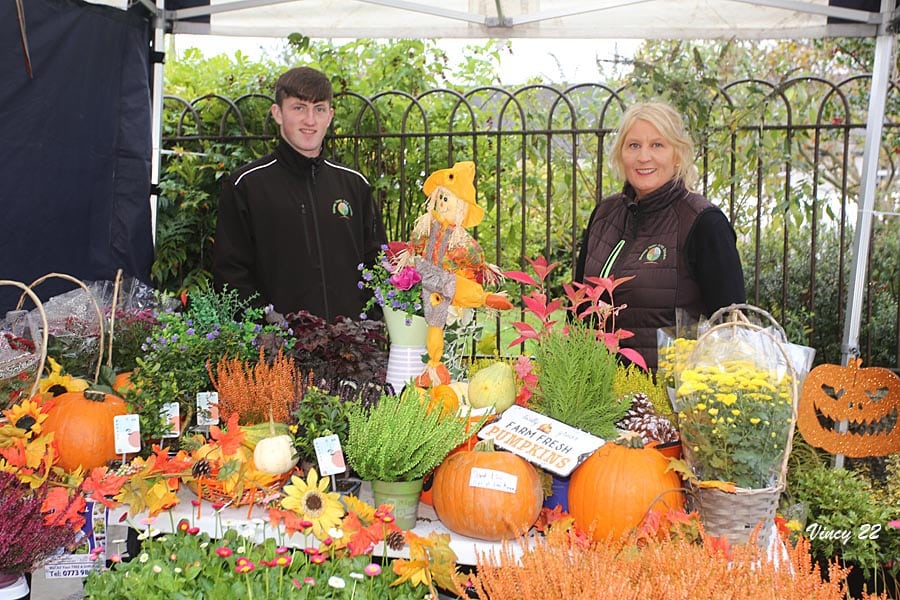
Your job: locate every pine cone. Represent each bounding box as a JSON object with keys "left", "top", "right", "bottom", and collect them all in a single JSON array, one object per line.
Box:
[
  {"left": 385, "top": 530, "right": 405, "bottom": 551},
  {"left": 192, "top": 459, "right": 212, "bottom": 478},
  {"left": 620, "top": 392, "right": 654, "bottom": 421},
  {"left": 616, "top": 392, "right": 679, "bottom": 445}
]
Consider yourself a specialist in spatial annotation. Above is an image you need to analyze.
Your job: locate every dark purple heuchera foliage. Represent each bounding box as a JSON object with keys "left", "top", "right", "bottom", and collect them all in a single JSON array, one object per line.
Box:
[
  {"left": 284, "top": 310, "right": 388, "bottom": 405},
  {"left": 0, "top": 472, "right": 81, "bottom": 574}
]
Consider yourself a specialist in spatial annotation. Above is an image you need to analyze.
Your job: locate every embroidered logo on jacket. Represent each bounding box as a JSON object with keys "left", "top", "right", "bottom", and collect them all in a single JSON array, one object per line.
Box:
[
  {"left": 332, "top": 199, "right": 352, "bottom": 219},
  {"left": 640, "top": 243, "right": 667, "bottom": 264}
]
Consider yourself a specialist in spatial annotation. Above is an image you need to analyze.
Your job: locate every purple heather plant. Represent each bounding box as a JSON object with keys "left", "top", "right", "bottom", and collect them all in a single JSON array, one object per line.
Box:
[{"left": 0, "top": 471, "right": 82, "bottom": 575}]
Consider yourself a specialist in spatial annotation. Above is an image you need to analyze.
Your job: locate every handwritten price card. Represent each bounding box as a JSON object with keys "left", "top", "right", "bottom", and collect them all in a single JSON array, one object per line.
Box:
[{"left": 469, "top": 467, "right": 518, "bottom": 493}]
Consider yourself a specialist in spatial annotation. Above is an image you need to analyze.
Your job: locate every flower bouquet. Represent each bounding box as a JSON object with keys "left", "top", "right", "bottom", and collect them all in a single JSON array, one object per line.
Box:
[
  {"left": 674, "top": 305, "right": 799, "bottom": 546},
  {"left": 360, "top": 243, "right": 429, "bottom": 393},
  {"left": 359, "top": 242, "right": 424, "bottom": 324},
  {"left": 0, "top": 329, "right": 40, "bottom": 411}
]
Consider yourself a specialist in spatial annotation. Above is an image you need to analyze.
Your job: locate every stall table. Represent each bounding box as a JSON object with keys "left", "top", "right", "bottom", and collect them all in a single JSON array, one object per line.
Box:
[{"left": 107, "top": 481, "right": 522, "bottom": 566}]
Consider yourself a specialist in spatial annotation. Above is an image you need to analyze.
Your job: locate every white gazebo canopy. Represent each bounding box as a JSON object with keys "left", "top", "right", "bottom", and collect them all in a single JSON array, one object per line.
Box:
[{"left": 123, "top": 0, "right": 889, "bottom": 40}]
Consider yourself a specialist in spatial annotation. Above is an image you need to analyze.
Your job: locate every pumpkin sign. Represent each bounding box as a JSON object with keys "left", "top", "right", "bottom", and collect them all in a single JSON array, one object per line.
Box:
[
  {"left": 42, "top": 389, "right": 128, "bottom": 471},
  {"left": 798, "top": 358, "right": 900, "bottom": 457},
  {"left": 432, "top": 441, "right": 542, "bottom": 541},
  {"left": 568, "top": 437, "right": 684, "bottom": 541}
]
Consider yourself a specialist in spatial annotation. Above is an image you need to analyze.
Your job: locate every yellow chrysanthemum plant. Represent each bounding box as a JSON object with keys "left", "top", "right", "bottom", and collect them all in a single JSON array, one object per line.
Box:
[
  {"left": 656, "top": 336, "right": 698, "bottom": 404},
  {"left": 675, "top": 324, "right": 798, "bottom": 491}
]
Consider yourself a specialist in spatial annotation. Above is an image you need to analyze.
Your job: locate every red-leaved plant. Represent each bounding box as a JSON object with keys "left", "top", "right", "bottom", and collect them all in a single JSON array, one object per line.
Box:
[{"left": 504, "top": 256, "right": 647, "bottom": 370}]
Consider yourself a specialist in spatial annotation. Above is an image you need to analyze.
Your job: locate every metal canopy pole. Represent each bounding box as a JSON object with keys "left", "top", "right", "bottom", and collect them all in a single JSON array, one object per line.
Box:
[
  {"left": 836, "top": 0, "right": 896, "bottom": 468},
  {"left": 147, "top": 0, "right": 167, "bottom": 246}
]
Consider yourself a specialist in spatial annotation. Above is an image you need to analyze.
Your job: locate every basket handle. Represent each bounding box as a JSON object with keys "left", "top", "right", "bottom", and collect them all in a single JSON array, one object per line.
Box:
[
  {"left": 15, "top": 272, "right": 105, "bottom": 385},
  {"left": 107, "top": 269, "right": 124, "bottom": 370},
  {"left": 706, "top": 303, "right": 788, "bottom": 343},
  {"left": 1, "top": 279, "right": 49, "bottom": 398}
]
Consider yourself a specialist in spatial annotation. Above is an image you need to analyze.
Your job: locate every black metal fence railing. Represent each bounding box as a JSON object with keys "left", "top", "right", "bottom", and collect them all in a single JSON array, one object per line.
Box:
[{"left": 161, "top": 77, "right": 900, "bottom": 369}]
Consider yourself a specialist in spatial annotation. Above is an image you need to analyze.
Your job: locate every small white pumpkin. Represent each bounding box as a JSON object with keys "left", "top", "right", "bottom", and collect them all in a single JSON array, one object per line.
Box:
[{"left": 253, "top": 415, "right": 298, "bottom": 475}]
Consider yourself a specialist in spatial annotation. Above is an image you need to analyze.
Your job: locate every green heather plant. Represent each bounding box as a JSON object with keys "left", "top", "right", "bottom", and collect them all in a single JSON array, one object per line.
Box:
[{"left": 345, "top": 387, "right": 478, "bottom": 482}]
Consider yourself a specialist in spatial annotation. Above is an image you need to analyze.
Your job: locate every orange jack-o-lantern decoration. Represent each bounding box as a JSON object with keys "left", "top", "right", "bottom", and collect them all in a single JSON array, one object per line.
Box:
[{"left": 798, "top": 358, "right": 900, "bottom": 457}]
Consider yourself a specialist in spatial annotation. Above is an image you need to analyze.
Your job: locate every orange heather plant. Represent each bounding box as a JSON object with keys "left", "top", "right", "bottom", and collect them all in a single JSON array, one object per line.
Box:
[
  {"left": 209, "top": 348, "right": 300, "bottom": 424},
  {"left": 456, "top": 522, "right": 888, "bottom": 600}
]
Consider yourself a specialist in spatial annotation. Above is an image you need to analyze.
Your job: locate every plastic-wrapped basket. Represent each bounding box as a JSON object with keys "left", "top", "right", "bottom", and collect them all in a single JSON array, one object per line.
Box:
[{"left": 686, "top": 304, "right": 799, "bottom": 547}]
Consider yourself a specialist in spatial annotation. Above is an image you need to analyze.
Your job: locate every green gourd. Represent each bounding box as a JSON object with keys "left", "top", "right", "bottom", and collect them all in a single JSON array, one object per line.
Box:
[{"left": 467, "top": 362, "right": 516, "bottom": 413}]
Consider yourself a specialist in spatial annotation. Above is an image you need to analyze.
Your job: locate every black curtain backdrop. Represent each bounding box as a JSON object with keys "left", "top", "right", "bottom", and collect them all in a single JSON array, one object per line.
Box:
[{"left": 0, "top": 0, "right": 153, "bottom": 312}]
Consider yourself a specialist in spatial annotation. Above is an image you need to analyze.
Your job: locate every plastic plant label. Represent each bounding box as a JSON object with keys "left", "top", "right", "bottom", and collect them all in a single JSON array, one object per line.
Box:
[
  {"left": 313, "top": 434, "right": 347, "bottom": 476},
  {"left": 468, "top": 467, "right": 518, "bottom": 494},
  {"left": 113, "top": 414, "right": 141, "bottom": 454},
  {"left": 196, "top": 391, "right": 219, "bottom": 426},
  {"left": 160, "top": 402, "right": 180, "bottom": 438}
]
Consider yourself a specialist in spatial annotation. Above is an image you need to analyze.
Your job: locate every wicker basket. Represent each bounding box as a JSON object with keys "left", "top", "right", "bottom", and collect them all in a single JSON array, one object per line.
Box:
[
  {"left": 16, "top": 272, "right": 105, "bottom": 384},
  {"left": 695, "top": 484, "right": 783, "bottom": 547},
  {"left": 684, "top": 304, "right": 799, "bottom": 547},
  {"left": 1, "top": 280, "right": 49, "bottom": 410},
  {"left": 186, "top": 469, "right": 294, "bottom": 508}
]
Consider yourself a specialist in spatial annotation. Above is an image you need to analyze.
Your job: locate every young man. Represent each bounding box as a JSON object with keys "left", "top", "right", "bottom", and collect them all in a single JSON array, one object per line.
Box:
[{"left": 212, "top": 66, "right": 386, "bottom": 322}]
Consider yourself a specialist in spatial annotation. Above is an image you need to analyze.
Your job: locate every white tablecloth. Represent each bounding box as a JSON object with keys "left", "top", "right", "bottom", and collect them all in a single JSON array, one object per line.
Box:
[{"left": 107, "top": 480, "right": 519, "bottom": 565}]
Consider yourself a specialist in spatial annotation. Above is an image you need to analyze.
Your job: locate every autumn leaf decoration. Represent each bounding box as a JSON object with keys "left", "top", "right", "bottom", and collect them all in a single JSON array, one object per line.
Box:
[
  {"left": 208, "top": 413, "right": 245, "bottom": 455},
  {"left": 391, "top": 531, "right": 459, "bottom": 596}
]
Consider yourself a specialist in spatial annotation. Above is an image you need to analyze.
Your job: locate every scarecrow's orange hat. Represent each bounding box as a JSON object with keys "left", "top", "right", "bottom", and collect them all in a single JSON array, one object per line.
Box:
[{"left": 422, "top": 161, "right": 484, "bottom": 228}]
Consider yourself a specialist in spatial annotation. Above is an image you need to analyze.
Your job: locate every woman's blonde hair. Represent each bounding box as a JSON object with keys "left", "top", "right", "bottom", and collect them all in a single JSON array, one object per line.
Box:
[{"left": 610, "top": 102, "right": 699, "bottom": 190}]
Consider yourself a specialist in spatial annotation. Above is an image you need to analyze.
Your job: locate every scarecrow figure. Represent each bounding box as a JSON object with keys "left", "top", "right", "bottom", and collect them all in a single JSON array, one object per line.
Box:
[{"left": 395, "top": 161, "right": 512, "bottom": 387}]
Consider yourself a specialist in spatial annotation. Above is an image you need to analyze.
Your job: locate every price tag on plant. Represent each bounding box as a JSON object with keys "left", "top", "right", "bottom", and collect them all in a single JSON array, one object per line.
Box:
[
  {"left": 478, "top": 405, "right": 604, "bottom": 477},
  {"left": 160, "top": 402, "right": 180, "bottom": 438},
  {"left": 196, "top": 391, "right": 219, "bottom": 426},
  {"left": 113, "top": 414, "right": 141, "bottom": 454},
  {"left": 313, "top": 434, "right": 347, "bottom": 476}
]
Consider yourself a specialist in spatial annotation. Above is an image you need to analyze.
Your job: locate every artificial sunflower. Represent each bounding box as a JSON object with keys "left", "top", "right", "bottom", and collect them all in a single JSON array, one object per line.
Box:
[
  {"left": 340, "top": 493, "right": 376, "bottom": 524},
  {"left": 38, "top": 358, "right": 89, "bottom": 397},
  {"left": 280, "top": 467, "right": 345, "bottom": 537},
  {"left": 3, "top": 398, "right": 48, "bottom": 436}
]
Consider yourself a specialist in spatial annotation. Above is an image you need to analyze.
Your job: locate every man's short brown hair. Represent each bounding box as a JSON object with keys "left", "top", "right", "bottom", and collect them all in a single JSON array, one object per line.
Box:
[{"left": 274, "top": 66, "right": 333, "bottom": 106}]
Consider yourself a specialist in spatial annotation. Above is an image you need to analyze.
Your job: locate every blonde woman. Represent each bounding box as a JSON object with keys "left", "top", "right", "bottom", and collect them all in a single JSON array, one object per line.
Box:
[{"left": 575, "top": 101, "right": 745, "bottom": 371}]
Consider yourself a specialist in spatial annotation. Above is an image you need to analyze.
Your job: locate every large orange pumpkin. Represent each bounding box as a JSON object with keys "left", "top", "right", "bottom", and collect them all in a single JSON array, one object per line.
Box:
[
  {"left": 42, "top": 389, "right": 128, "bottom": 472},
  {"left": 432, "top": 442, "right": 542, "bottom": 541},
  {"left": 568, "top": 437, "right": 684, "bottom": 541}
]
